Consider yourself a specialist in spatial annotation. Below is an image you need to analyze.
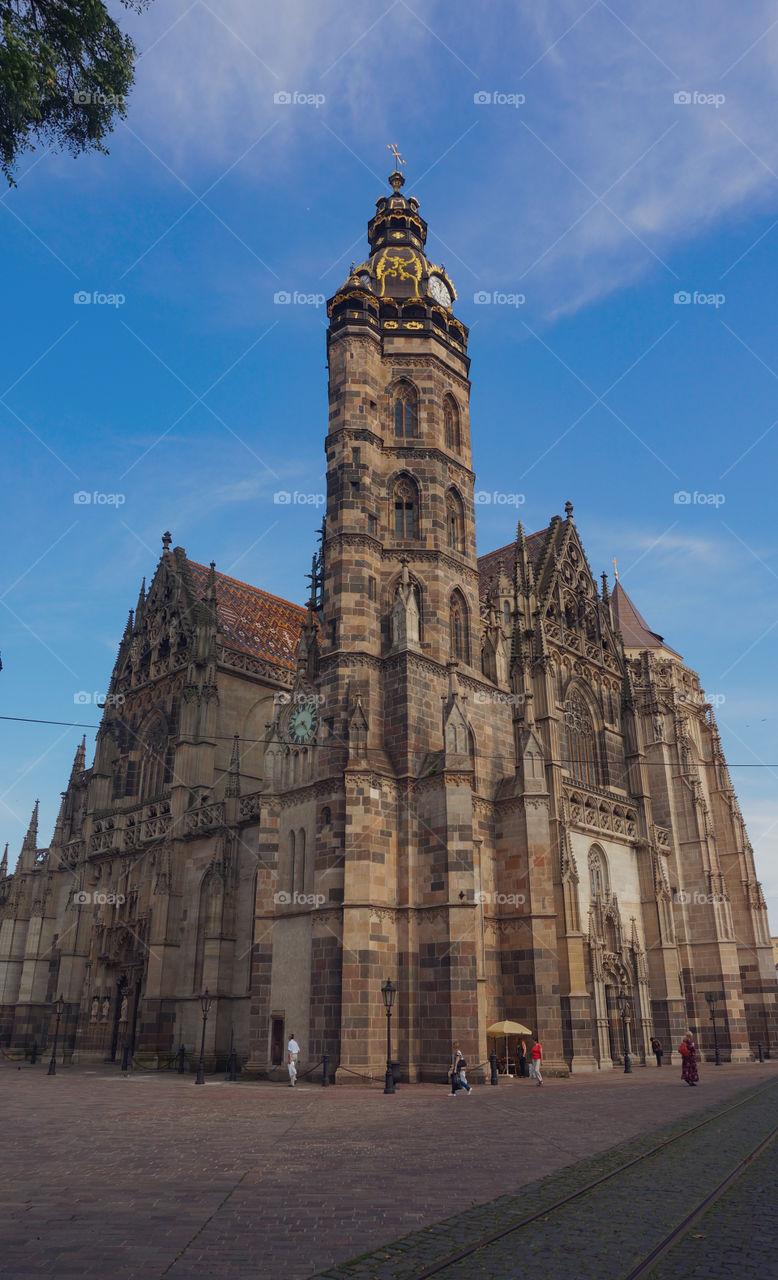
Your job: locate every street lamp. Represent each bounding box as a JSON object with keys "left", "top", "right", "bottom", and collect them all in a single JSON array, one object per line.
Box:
[
  {"left": 195, "top": 989, "right": 213, "bottom": 1085},
  {"left": 47, "top": 996, "right": 65, "bottom": 1077},
  {"left": 705, "top": 991, "right": 724, "bottom": 1065},
  {"left": 617, "top": 992, "right": 633, "bottom": 1074},
  {"left": 381, "top": 978, "right": 396, "bottom": 1095}
]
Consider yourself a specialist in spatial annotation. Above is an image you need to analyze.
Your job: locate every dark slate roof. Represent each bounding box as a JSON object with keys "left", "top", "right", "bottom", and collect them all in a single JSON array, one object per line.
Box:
[
  {"left": 477, "top": 528, "right": 548, "bottom": 600},
  {"left": 187, "top": 560, "right": 307, "bottom": 669},
  {"left": 611, "top": 581, "right": 680, "bottom": 657}
]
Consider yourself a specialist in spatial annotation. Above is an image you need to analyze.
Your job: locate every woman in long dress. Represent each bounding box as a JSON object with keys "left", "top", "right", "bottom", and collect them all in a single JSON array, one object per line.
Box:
[{"left": 679, "top": 1032, "right": 699, "bottom": 1085}]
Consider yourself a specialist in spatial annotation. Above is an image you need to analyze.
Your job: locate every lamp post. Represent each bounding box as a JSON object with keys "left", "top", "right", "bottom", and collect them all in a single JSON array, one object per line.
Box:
[
  {"left": 381, "top": 978, "right": 396, "bottom": 1095},
  {"left": 47, "top": 996, "right": 65, "bottom": 1076},
  {"left": 705, "top": 991, "right": 724, "bottom": 1065},
  {"left": 195, "top": 990, "right": 213, "bottom": 1085},
  {"left": 617, "top": 992, "right": 633, "bottom": 1074}
]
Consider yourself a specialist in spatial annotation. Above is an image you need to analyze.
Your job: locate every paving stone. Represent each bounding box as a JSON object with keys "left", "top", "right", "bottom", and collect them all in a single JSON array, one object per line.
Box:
[{"left": 0, "top": 1060, "right": 775, "bottom": 1278}]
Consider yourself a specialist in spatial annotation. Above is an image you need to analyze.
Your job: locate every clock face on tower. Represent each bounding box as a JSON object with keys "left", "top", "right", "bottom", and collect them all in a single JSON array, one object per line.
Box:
[
  {"left": 428, "top": 275, "right": 452, "bottom": 308},
  {"left": 288, "top": 699, "right": 319, "bottom": 744}
]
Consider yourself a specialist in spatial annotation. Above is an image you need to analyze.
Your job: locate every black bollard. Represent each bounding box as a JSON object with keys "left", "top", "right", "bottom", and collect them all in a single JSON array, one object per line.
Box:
[
  {"left": 121, "top": 1044, "right": 130, "bottom": 1075},
  {"left": 227, "top": 1050, "right": 237, "bottom": 1082},
  {"left": 322, "top": 1053, "right": 330, "bottom": 1086},
  {"left": 490, "top": 1051, "right": 498, "bottom": 1085},
  {"left": 177, "top": 1044, "right": 185, "bottom": 1074},
  {"left": 758, "top": 1042, "right": 764, "bottom": 1062},
  {"left": 30, "top": 1041, "right": 38, "bottom": 1065}
]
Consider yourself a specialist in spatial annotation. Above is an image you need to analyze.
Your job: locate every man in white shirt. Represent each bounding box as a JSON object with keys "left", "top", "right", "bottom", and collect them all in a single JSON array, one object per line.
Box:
[{"left": 287, "top": 1034, "right": 300, "bottom": 1086}]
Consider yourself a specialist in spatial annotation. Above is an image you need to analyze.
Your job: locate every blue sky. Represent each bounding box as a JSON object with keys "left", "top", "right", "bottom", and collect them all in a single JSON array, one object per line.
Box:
[{"left": 2, "top": 0, "right": 777, "bottom": 923}]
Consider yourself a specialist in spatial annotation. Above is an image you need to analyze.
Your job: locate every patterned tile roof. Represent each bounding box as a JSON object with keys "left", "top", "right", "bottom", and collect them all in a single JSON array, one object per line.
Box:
[
  {"left": 477, "top": 528, "right": 548, "bottom": 600},
  {"left": 187, "top": 560, "right": 307, "bottom": 669}
]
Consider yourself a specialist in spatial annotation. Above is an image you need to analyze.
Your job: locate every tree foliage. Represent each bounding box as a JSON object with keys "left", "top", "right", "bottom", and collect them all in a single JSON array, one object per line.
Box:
[{"left": 0, "top": 1, "right": 152, "bottom": 184}]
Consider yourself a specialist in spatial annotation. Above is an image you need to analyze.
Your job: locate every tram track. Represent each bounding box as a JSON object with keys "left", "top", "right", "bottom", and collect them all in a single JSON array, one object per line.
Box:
[{"left": 397, "top": 1079, "right": 778, "bottom": 1280}]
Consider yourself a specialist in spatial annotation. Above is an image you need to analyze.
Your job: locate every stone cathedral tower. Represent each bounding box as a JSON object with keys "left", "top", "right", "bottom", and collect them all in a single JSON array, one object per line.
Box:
[{"left": 246, "top": 162, "right": 487, "bottom": 1079}]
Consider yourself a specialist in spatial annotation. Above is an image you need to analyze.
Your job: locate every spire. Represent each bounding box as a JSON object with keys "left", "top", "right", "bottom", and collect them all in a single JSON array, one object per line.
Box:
[
  {"left": 600, "top": 572, "right": 610, "bottom": 605},
  {"left": 135, "top": 576, "right": 146, "bottom": 621},
  {"left": 205, "top": 561, "right": 217, "bottom": 605},
  {"left": 515, "top": 521, "right": 535, "bottom": 596},
  {"left": 70, "top": 735, "right": 86, "bottom": 780},
  {"left": 611, "top": 581, "right": 681, "bottom": 657},
  {"left": 0, "top": 843, "right": 7, "bottom": 878},
  {"left": 23, "top": 799, "right": 38, "bottom": 851},
  {"left": 18, "top": 799, "right": 39, "bottom": 871},
  {"left": 122, "top": 609, "right": 134, "bottom": 642}
]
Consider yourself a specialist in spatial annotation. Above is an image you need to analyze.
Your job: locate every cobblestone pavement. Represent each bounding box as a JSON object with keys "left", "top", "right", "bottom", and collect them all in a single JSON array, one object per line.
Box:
[
  {"left": 319, "top": 1077, "right": 777, "bottom": 1280},
  {"left": 0, "top": 1059, "right": 775, "bottom": 1279},
  {"left": 646, "top": 1129, "right": 778, "bottom": 1280}
]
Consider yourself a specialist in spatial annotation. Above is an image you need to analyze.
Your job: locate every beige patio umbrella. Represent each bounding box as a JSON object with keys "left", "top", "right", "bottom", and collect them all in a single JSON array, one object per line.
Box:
[{"left": 486, "top": 1020, "right": 533, "bottom": 1073}]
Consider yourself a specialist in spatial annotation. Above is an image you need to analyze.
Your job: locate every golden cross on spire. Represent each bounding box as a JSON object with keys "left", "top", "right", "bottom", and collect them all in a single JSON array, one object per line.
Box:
[
  {"left": 612, "top": 557, "right": 619, "bottom": 581},
  {"left": 387, "top": 142, "right": 406, "bottom": 169}
]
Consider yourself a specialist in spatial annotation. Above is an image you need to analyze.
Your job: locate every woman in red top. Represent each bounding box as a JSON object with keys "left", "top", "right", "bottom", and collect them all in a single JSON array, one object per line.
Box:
[
  {"left": 531, "top": 1036, "right": 543, "bottom": 1086},
  {"left": 679, "top": 1032, "right": 699, "bottom": 1085}
]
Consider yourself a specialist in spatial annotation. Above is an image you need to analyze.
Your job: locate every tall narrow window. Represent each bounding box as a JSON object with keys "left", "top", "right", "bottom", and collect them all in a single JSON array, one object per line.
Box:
[
  {"left": 297, "top": 828, "right": 306, "bottom": 895},
  {"left": 443, "top": 396, "right": 460, "bottom": 451},
  {"left": 449, "top": 591, "right": 469, "bottom": 663},
  {"left": 564, "top": 691, "right": 599, "bottom": 787},
  {"left": 139, "top": 714, "right": 168, "bottom": 802},
  {"left": 446, "top": 489, "right": 465, "bottom": 552},
  {"left": 394, "top": 383, "right": 417, "bottom": 437},
  {"left": 394, "top": 479, "right": 416, "bottom": 538},
  {"left": 288, "top": 830, "right": 296, "bottom": 897}
]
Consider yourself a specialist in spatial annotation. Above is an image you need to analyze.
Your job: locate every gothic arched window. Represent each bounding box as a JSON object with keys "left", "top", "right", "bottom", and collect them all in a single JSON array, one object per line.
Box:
[
  {"left": 449, "top": 591, "right": 469, "bottom": 664},
  {"left": 564, "top": 691, "right": 599, "bottom": 788},
  {"left": 394, "top": 478, "right": 417, "bottom": 538},
  {"left": 393, "top": 382, "right": 417, "bottom": 438},
  {"left": 139, "top": 714, "right": 169, "bottom": 802},
  {"left": 443, "top": 396, "right": 460, "bottom": 451},
  {"left": 446, "top": 489, "right": 465, "bottom": 552}
]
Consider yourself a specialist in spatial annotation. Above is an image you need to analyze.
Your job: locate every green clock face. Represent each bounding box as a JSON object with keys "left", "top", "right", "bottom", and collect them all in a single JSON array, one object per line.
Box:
[{"left": 288, "top": 699, "right": 319, "bottom": 744}]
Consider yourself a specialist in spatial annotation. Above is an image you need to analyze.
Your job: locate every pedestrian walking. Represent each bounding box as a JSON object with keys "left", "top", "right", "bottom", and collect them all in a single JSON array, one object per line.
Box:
[
  {"left": 678, "top": 1032, "right": 699, "bottom": 1086},
  {"left": 287, "top": 1033, "right": 300, "bottom": 1087},
  {"left": 650, "top": 1036, "right": 663, "bottom": 1067},
  {"left": 518, "top": 1037, "right": 528, "bottom": 1078},
  {"left": 531, "top": 1035, "right": 543, "bottom": 1086},
  {"left": 448, "top": 1042, "right": 471, "bottom": 1095}
]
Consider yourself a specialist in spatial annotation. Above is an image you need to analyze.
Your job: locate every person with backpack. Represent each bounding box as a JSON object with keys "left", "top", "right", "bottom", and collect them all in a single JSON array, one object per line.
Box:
[
  {"left": 447, "top": 1041, "right": 472, "bottom": 1095},
  {"left": 650, "top": 1035, "right": 663, "bottom": 1067}
]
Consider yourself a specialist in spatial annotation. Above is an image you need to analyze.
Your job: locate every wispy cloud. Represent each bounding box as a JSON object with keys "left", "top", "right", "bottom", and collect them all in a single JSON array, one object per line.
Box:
[{"left": 117, "top": 1, "right": 778, "bottom": 317}]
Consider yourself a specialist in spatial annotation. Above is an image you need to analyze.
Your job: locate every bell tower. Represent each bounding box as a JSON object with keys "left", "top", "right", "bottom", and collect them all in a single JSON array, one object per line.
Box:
[
  {"left": 322, "top": 158, "right": 477, "bottom": 681},
  {"left": 312, "top": 158, "right": 486, "bottom": 1079}
]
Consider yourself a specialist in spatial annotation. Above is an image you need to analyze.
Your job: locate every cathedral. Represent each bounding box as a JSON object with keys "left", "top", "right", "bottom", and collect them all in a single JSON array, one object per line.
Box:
[{"left": 1, "top": 165, "right": 776, "bottom": 1079}]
